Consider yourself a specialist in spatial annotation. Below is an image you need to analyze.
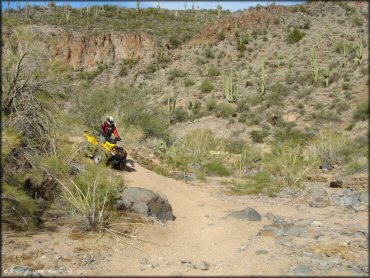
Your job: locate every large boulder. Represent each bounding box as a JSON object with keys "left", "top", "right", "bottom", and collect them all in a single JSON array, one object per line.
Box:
[{"left": 115, "top": 187, "right": 175, "bottom": 222}]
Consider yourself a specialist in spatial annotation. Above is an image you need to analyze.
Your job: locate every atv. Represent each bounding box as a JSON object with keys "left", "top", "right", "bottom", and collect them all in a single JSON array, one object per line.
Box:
[{"left": 83, "top": 131, "right": 127, "bottom": 171}]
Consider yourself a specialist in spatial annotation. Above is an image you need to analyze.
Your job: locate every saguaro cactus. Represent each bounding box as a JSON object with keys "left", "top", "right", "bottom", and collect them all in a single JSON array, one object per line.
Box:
[
  {"left": 340, "top": 43, "right": 349, "bottom": 67},
  {"left": 223, "top": 71, "right": 240, "bottom": 103},
  {"left": 187, "top": 93, "right": 194, "bottom": 119},
  {"left": 260, "top": 63, "right": 267, "bottom": 94},
  {"left": 65, "top": 8, "right": 70, "bottom": 24},
  {"left": 355, "top": 40, "right": 364, "bottom": 65},
  {"left": 217, "top": 5, "right": 222, "bottom": 19},
  {"left": 311, "top": 50, "right": 319, "bottom": 83},
  {"left": 323, "top": 66, "right": 331, "bottom": 87},
  {"left": 167, "top": 92, "right": 176, "bottom": 125}
]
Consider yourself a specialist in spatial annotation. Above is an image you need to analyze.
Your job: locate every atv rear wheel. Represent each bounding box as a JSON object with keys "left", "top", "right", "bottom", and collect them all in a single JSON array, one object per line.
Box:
[{"left": 118, "top": 159, "right": 127, "bottom": 171}]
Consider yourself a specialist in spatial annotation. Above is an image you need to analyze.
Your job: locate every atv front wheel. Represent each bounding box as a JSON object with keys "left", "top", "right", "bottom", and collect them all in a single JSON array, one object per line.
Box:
[{"left": 118, "top": 159, "right": 127, "bottom": 171}]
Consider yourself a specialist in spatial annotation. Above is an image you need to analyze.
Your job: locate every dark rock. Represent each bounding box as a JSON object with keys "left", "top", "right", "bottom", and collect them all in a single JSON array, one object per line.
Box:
[
  {"left": 294, "top": 265, "right": 312, "bottom": 275},
  {"left": 255, "top": 250, "right": 268, "bottom": 255},
  {"left": 228, "top": 207, "right": 262, "bottom": 221},
  {"left": 115, "top": 187, "right": 174, "bottom": 222},
  {"left": 307, "top": 187, "right": 329, "bottom": 208},
  {"left": 330, "top": 180, "right": 343, "bottom": 188}
]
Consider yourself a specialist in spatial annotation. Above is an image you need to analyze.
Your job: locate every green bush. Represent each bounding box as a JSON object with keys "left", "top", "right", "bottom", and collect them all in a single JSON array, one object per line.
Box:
[
  {"left": 232, "top": 172, "right": 274, "bottom": 195},
  {"left": 202, "top": 161, "right": 230, "bottom": 176},
  {"left": 206, "top": 98, "right": 217, "bottom": 111},
  {"left": 207, "top": 64, "right": 221, "bottom": 76},
  {"left": 203, "top": 46, "right": 215, "bottom": 58},
  {"left": 184, "top": 78, "right": 195, "bottom": 87},
  {"left": 250, "top": 128, "right": 269, "bottom": 143},
  {"left": 215, "top": 103, "right": 237, "bottom": 118},
  {"left": 200, "top": 80, "right": 214, "bottom": 93},
  {"left": 344, "top": 156, "right": 368, "bottom": 175},
  {"left": 168, "top": 68, "right": 187, "bottom": 80},
  {"left": 286, "top": 28, "right": 306, "bottom": 44},
  {"left": 353, "top": 101, "right": 369, "bottom": 121}
]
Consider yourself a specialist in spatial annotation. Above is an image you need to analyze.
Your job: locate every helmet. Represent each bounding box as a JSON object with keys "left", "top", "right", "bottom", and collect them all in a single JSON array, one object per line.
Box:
[{"left": 107, "top": 115, "right": 114, "bottom": 125}]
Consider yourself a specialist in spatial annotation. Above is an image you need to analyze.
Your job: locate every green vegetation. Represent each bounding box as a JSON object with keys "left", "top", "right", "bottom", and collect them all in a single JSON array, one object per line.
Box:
[
  {"left": 352, "top": 101, "right": 369, "bottom": 121},
  {"left": 286, "top": 28, "right": 306, "bottom": 44},
  {"left": 200, "top": 80, "right": 214, "bottom": 93}
]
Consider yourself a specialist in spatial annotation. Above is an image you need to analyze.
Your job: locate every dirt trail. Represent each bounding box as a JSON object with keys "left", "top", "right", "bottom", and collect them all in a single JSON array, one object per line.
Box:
[{"left": 2, "top": 158, "right": 368, "bottom": 276}]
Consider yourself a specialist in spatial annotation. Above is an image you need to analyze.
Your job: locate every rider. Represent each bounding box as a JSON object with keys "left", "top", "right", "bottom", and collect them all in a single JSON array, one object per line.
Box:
[{"left": 99, "top": 115, "right": 121, "bottom": 144}]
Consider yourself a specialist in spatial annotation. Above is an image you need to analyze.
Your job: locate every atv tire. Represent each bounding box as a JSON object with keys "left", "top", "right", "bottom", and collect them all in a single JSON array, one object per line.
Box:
[{"left": 118, "top": 159, "right": 127, "bottom": 171}]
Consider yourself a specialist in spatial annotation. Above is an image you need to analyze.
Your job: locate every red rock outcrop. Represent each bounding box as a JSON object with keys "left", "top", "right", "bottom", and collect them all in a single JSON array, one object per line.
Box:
[{"left": 54, "top": 31, "right": 154, "bottom": 70}]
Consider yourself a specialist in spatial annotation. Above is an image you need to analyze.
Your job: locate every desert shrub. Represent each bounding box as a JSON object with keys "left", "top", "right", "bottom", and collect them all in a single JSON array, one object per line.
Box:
[
  {"left": 207, "top": 64, "right": 221, "bottom": 76},
  {"left": 200, "top": 80, "right": 214, "bottom": 93},
  {"left": 58, "top": 167, "right": 123, "bottom": 231},
  {"left": 168, "top": 68, "right": 187, "bottom": 80},
  {"left": 237, "top": 99, "right": 250, "bottom": 113},
  {"left": 165, "top": 129, "right": 221, "bottom": 171},
  {"left": 145, "top": 63, "right": 157, "bottom": 75},
  {"left": 342, "top": 82, "right": 352, "bottom": 90},
  {"left": 206, "top": 98, "right": 217, "bottom": 111},
  {"left": 308, "top": 130, "right": 352, "bottom": 165},
  {"left": 352, "top": 101, "right": 369, "bottom": 121},
  {"left": 263, "top": 143, "right": 317, "bottom": 188},
  {"left": 238, "top": 111, "right": 249, "bottom": 123},
  {"left": 203, "top": 46, "right": 215, "bottom": 58},
  {"left": 286, "top": 28, "right": 305, "bottom": 44},
  {"left": 344, "top": 156, "right": 368, "bottom": 175},
  {"left": 184, "top": 78, "right": 195, "bottom": 87},
  {"left": 224, "top": 139, "right": 245, "bottom": 154},
  {"left": 169, "top": 35, "right": 181, "bottom": 48},
  {"left": 215, "top": 103, "right": 237, "bottom": 118},
  {"left": 311, "top": 110, "right": 340, "bottom": 122},
  {"left": 335, "top": 102, "right": 350, "bottom": 114},
  {"left": 250, "top": 128, "right": 269, "bottom": 143},
  {"left": 274, "top": 127, "right": 308, "bottom": 146},
  {"left": 351, "top": 15, "right": 363, "bottom": 26},
  {"left": 172, "top": 108, "right": 188, "bottom": 123},
  {"left": 202, "top": 161, "right": 230, "bottom": 176},
  {"left": 232, "top": 172, "right": 275, "bottom": 196},
  {"left": 2, "top": 183, "right": 40, "bottom": 230}
]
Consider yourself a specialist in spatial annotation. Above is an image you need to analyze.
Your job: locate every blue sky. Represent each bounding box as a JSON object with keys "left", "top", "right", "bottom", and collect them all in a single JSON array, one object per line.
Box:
[{"left": 2, "top": 1, "right": 305, "bottom": 12}]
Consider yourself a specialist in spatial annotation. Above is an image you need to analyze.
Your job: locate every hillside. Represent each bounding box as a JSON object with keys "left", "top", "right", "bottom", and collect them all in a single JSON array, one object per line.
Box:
[{"left": 1, "top": 1, "right": 369, "bottom": 276}]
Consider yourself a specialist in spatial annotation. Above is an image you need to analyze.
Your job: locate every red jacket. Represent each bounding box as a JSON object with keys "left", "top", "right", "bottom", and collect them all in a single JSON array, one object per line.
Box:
[{"left": 101, "top": 121, "right": 120, "bottom": 139}]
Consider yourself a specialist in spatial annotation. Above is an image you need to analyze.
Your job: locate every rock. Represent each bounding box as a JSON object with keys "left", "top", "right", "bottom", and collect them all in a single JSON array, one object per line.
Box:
[
  {"left": 228, "top": 207, "right": 262, "bottom": 221},
  {"left": 255, "top": 250, "right": 268, "bottom": 255},
  {"left": 266, "top": 212, "right": 282, "bottom": 222},
  {"left": 311, "top": 221, "right": 322, "bottom": 227},
  {"left": 358, "top": 192, "right": 368, "bottom": 204},
  {"left": 10, "top": 266, "right": 41, "bottom": 276},
  {"left": 195, "top": 261, "right": 209, "bottom": 271},
  {"left": 258, "top": 223, "right": 308, "bottom": 238},
  {"left": 294, "top": 265, "right": 312, "bottom": 275},
  {"left": 307, "top": 187, "right": 329, "bottom": 208},
  {"left": 330, "top": 180, "right": 343, "bottom": 188},
  {"left": 115, "top": 187, "right": 174, "bottom": 222},
  {"left": 320, "top": 161, "right": 332, "bottom": 172},
  {"left": 330, "top": 189, "right": 364, "bottom": 210}
]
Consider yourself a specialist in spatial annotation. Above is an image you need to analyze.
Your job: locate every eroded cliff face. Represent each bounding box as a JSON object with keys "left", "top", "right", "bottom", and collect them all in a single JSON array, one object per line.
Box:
[{"left": 54, "top": 31, "right": 154, "bottom": 70}]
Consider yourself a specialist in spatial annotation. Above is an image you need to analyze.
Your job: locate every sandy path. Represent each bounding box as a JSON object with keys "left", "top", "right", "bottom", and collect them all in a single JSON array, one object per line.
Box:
[{"left": 2, "top": 158, "right": 368, "bottom": 276}]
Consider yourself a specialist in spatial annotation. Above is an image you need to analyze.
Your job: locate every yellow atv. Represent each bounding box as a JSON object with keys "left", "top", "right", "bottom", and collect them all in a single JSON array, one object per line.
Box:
[{"left": 83, "top": 131, "right": 127, "bottom": 171}]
